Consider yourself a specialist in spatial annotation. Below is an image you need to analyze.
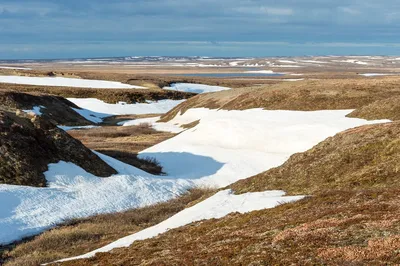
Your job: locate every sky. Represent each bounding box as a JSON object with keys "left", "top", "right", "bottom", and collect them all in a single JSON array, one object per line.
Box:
[{"left": 1, "top": 0, "right": 400, "bottom": 59}]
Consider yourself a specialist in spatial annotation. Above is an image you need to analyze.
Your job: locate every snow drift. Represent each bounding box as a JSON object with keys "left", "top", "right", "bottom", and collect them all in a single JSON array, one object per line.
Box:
[{"left": 0, "top": 75, "right": 145, "bottom": 89}]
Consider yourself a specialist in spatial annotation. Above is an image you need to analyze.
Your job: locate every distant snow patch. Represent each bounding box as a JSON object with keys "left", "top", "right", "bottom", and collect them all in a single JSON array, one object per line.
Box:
[
  {"left": 359, "top": 73, "right": 396, "bottom": 77},
  {"left": 57, "top": 189, "right": 305, "bottom": 262},
  {"left": 164, "top": 83, "right": 231, "bottom": 94},
  {"left": 0, "top": 66, "right": 32, "bottom": 70},
  {"left": 245, "top": 70, "right": 277, "bottom": 74},
  {"left": 0, "top": 75, "right": 145, "bottom": 89}
]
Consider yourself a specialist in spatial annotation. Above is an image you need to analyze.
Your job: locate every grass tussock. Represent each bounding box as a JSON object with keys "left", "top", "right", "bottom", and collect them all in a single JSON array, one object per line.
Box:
[
  {"left": 57, "top": 189, "right": 400, "bottom": 265},
  {"left": 1, "top": 188, "right": 215, "bottom": 266}
]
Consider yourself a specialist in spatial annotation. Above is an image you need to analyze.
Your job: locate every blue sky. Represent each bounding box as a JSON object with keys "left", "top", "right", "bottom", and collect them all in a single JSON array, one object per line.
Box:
[{"left": 1, "top": 0, "right": 400, "bottom": 59}]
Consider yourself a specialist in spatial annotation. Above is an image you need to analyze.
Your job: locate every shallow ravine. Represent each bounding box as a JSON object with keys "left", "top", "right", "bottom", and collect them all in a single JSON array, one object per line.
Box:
[{"left": 0, "top": 107, "right": 389, "bottom": 247}]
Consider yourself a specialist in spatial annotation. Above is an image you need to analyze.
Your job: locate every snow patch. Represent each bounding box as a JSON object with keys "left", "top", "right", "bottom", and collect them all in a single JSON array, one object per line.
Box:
[
  {"left": 23, "top": 105, "right": 45, "bottom": 116},
  {"left": 57, "top": 189, "right": 305, "bottom": 262},
  {"left": 0, "top": 152, "right": 193, "bottom": 245},
  {"left": 359, "top": 73, "right": 396, "bottom": 77},
  {"left": 164, "top": 83, "right": 231, "bottom": 94},
  {"left": 68, "top": 98, "right": 186, "bottom": 116},
  {"left": 137, "top": 108, "right": 390, "bottom": 187},
  {"left": 0, "top": 66, "right": 32, "bottom": 70},
  {"left": 245, "top": 70, "right": 277, "bottom": 74},
  {"left": 0, "top": 75, "right": 145, "bottom": 89}
]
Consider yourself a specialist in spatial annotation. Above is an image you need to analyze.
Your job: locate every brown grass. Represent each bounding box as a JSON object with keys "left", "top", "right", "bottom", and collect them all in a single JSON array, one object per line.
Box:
[
  {"left": 160, "top": 77, "right": 400, "bottom": 122},
  {"left": 347, "top": 95, "right": 400, "bottom": 121},
  {"left": 55, "top": 189, "right": 400, "bottom": 265},
  {"left": 1, "top": 188, "right": 214, "bottom": 266},
  {"left": 67, "top": 123, "right": 175, "bottom": 174}
]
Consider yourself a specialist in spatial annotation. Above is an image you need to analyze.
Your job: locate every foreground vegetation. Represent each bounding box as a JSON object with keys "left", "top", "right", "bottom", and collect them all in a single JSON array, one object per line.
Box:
[
  {"left": 55, "top": 120, "right": 400, "bottom": 265},
  {"left": 0, "top": 188, "right": 214, "bottom": 266}
]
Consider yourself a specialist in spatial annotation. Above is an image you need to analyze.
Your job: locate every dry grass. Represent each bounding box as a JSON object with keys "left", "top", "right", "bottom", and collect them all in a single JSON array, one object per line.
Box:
[
  {"left": 347, "top": 96, "right": 400, "bottom": 121},
  {"left": 56, "top": 189, "right": 400, "bottom": 266},
  {"left": 1, "top": 188, "right": 214, "bottom": 266},
  {"left": 0, "top": 82, "right": 194, "bottom": 105},
  {"left": 68, "top": 123, "right": 175, "bottom": 174},
  {"left": 160, "top": 77, "right": 400, "bottom": 122}
]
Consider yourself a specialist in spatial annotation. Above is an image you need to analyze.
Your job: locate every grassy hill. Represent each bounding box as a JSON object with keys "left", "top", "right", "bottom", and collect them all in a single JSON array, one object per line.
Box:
[
  {"left": 160, "top": 77, "right": 400, "bottom": 122},
  {"left": 57, "top": 120, "right": 400, "bottom": 265}
]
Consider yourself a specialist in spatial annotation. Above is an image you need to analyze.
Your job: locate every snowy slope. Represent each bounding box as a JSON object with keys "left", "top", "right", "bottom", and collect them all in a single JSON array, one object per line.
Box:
[
  {"left": 58, "top": 189, "right": 305, "bottom": 262},
  {"left": 0, "top": 153, "right": 192, "bottom": 245},
  {"left": 0, "top": 108, "right": 389, "bottom": 245},
  {"left": 136, "top": 108, "right": 390, "bottom": 187},
  {"left": 164, "top": 83, "right": 231, "bottom": 94},
  {"left": 0, "top": 75, "right": 145, "bottom": 89},
  {"left": 68, "top": 98, "right": 186, "bottom": 115}
]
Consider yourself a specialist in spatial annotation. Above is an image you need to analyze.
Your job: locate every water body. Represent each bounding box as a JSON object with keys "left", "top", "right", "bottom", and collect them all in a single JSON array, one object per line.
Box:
[{"left": 173, "top": 73, "right": 284, "bottom": 78}]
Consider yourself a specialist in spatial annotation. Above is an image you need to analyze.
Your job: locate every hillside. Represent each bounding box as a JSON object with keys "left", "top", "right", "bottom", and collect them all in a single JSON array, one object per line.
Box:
[
  {"left": 347, "top": 96, "right": 400, "bottom": 121},
  {"left": 230, "top": 121, "right": 400, "bottom": 195},
  {"left": 0, "top": 110, "right": 116, "bottom": 187},
  {"left": 57, "top": 120, "right": 400, "bottom": 265},
  {"left": 160, "top": 77, "right": 400, "bottom": 122},
  {"left": 0, "top": 90, "right": 93, "bottom": 126}
]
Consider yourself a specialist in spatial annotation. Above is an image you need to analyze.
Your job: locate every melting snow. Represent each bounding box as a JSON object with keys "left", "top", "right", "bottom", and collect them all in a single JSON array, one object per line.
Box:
[
  {"left": 0, "top": 108, "right": 390, "bottom": 245},
  {"left": 164, "top": 83, "right": 231, "bottom": 94},
  {"left": 0, "top": 66, "right": 32, "bottom": 70},
  {"left": 0, "top": 75, "right": 145, "bottom": 89},
  {"left": 57, "top": 189, "right": 305, "bottom": 262},
  {"left": 68, "top": 98, "right": 186, "bottom": 116},
  {"left": 359, "top": 73, "right": 396, "bottom": 77}
]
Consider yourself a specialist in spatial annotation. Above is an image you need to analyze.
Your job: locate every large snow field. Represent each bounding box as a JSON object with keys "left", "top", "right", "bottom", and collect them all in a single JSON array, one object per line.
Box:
[
  {"left": 0, "top": 75, "right": 145, "bottom": 89},
  {"left": 163, "top": 83, "right": 231, "bottom": 94},
  {"left": 133, "top": 108, "right": 390, "bottom": 187},
  {"left": 68, "top": 98, "right": 186, "bottom": 116},
  {"left": 0, "top": 152, "right": 193, "bottom": 245},
  {"left": 0, "top": 107, "right": 389, "bottom": 245},
  {"left": 58, "top": 189, "right": 305, "bottom": 262}
]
